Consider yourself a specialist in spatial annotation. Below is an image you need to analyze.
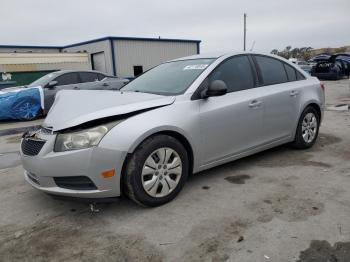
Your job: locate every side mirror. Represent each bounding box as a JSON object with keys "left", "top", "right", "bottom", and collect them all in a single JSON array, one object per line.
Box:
[
  {"left": 202, "top": 80, "right": 227, "bottom": 98},
  {"left": 46, "top": 81, "right": 58, "bottom": 89}
]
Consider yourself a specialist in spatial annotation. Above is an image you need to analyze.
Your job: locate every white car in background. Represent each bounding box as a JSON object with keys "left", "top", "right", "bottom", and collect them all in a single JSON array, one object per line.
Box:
[
  {"left": 289, "top": 59, "right": 312, "bottom": 74},
  {"left": 0, "top": 70, "right": 129, "bottom": 121}
]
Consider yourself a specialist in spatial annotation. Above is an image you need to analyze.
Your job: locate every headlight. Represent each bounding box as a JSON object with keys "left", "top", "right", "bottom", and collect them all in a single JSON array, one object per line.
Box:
[{"left": 54, "top": 121, "right": 121, "bottom": 152}]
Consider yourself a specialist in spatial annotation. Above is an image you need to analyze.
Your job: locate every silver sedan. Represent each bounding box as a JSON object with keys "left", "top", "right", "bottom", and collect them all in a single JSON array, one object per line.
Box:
[{"left": 20, "top": 52, "right": 325, "bottom": 206}]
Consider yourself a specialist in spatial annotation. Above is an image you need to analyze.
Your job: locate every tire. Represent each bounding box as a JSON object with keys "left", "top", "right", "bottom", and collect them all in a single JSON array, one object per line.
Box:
[
  {"left": 124, "top": 135, "right": 189, "bottom": 207},
  {"left": 291, "top": 106, "right": 320, "bottom": 149}
]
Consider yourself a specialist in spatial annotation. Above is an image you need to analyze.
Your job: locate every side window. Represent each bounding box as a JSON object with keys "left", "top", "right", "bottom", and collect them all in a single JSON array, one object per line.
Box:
[
  {"left": 284, "top": 64, "right": 297, "bottom": 81},
  {"left": 255, "top": 56, "right": 288, "bottom": 85},
  {"left": 209, "top": 55, "right": 255, "bottom": 93},
  {"left": 79, "top": 72, "right": 99, "bottom": 83},
  {"left": 55, "top": 73, "right": 80, "bottom": 86},
  {"left": 97, "top": 73, "right": 106, "bottom": 81},
  {"left": 296, "top": 71, "right": 306, "bottom": 80}
]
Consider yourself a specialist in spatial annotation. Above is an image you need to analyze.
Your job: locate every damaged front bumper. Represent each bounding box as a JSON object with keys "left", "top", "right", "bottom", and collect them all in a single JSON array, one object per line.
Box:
[{"left": 20, "top": 129, "right": 127, "bottom": 198}]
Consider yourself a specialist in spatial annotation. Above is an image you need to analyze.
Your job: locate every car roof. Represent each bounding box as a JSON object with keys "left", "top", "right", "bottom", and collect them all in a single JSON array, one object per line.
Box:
[
  {"left": 52, "top": 70, "right": 105, "bottom": 76},
  {"left": 169, "top": 51, "right": 282, "bottom": 62},
  {"left": 168, "top": 51, "right": 309, "bottom": 80}
]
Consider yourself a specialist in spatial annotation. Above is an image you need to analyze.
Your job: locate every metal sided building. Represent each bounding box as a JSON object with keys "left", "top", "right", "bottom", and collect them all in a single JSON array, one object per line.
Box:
[
  {"left": 61, "top": 36, "right": 201, "bottom": 78},
  {"left": 0, "top": 36, "right": 201, "bottom": 84},
  {"left": 0, "top": 47, "right": 90, "bottom": 86}
]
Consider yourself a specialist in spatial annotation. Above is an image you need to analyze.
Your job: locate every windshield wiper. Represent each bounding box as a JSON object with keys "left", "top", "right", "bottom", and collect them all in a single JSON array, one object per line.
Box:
[{"left": 133, "top": 90, "right": 149, "bottom": 94}]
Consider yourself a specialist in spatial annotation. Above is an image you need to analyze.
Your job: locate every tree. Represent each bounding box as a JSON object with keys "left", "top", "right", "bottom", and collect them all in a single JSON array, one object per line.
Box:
[
  {"left": 271, "top": 49, "right": 278, "bottom": 55},
  {"left": 270, "top": 46, "right": 314, "bottom": 61},
  {"left": 335, "top": 47, "right": 347, "bottom": 53},
  {"left": 291, "top": 48, "right": 300, "bottom": 58}
]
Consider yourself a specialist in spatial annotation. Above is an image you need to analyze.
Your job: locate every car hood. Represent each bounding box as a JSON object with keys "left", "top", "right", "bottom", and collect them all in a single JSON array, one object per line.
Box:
[{"left": 44, "top": 90, "right": 175, "bottom": 131}]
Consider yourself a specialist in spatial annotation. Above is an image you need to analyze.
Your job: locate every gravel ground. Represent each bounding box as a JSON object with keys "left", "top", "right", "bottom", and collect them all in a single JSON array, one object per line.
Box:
[{"left": 0, "top": 79, "right": 349, "bottom": 262}]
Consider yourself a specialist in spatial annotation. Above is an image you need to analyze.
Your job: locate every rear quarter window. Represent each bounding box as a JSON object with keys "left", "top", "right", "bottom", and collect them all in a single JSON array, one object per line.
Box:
[
  {"left": 284, "top": 64, "right": 297, "bottom": 81},
  {"left": 296, "top": 70, "right": 306, "bottom": 80}
]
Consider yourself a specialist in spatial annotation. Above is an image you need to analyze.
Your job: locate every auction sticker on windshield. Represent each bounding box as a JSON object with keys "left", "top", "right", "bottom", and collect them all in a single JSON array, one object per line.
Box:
[{"left": 183, "top": 64, "right": 209, "bottom": 70}]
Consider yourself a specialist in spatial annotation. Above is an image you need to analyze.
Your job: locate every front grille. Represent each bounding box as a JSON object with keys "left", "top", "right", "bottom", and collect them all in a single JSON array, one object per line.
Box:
[
  {"left": 54, "top": 176, "right": 97, "bottom": 190},
  {"left": 27, "top": 172, "right": 40, "bottom": 185},
  {"left": 21, "top": 138, "right": 46, "bottom": 156}
]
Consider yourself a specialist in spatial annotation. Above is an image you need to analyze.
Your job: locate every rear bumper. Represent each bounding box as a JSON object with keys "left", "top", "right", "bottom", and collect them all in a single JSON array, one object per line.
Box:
[{"left": 21, "top": 135, "right": 127, "bottom": 198}]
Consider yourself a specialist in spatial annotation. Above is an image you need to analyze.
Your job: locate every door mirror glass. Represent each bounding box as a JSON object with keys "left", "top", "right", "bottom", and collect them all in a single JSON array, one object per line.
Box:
[
  {"left": 47, "top": 80, "right": 58, "bottom": 89},
  {"left": 203, "top": 80, "right": 227, "bottom": 98}
]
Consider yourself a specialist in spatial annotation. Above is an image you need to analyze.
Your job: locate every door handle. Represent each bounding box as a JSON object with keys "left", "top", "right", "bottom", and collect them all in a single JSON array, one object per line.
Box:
[
  {"left": 102, "top": 83, "right": 109, "bottom": 87},
  {"left": 73, "top": 86, "right": 80, "bottom": 89},
  {"left": 249, "top": 100, "right": 262, "bottom": 108},
  {"left": 290, "top": 90, "right": 299, "bottom": 97}
]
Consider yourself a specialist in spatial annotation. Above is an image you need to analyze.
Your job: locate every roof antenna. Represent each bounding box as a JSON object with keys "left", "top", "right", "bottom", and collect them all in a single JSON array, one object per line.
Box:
[{"left": 249, "top": 41, "right": 256, "bottom": 51}]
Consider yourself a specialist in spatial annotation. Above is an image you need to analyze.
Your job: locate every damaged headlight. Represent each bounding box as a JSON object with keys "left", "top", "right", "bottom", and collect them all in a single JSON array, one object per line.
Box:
[{"left": 54, "top": 121, "right": 121, "bottom": 152}]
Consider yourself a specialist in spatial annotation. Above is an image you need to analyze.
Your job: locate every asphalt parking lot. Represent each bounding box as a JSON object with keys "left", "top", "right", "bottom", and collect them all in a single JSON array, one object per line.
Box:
[{"left": 0, "top": 79, "right": 349, "bottom": 262}]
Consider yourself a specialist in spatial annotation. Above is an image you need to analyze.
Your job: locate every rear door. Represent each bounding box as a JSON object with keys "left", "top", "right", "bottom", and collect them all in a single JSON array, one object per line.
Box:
[
  {"left": 43, "top": 72, "right": 80, "bottom": 111},
  {"left": 198, "top": 55, "right": 264, "bottom": 165},
  {"left": 253, "top": 55, "right": 303, "bottom": 142}
]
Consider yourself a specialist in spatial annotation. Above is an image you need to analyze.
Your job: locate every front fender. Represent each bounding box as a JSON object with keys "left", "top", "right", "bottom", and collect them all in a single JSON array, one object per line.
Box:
[{"left": 98, "top": 100, "right": 201, "bottom": 169}]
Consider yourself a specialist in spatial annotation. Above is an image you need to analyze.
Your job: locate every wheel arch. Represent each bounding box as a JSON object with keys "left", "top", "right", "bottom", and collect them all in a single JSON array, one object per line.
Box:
[
  {"left": 291, "top": 101, "right": 322, "bottom": 140},
  {"left": 153, "top": 130, "right": 194, "bottom": 175},
  {"left": 120, "top": 129, "right": 195, "bottom": 195},
  {"left": 302, "top": 102, "right": 322, "bottom": 122}
]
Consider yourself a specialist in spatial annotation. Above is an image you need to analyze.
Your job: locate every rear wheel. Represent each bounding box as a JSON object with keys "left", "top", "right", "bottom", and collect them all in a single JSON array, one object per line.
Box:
[
  {"left": 124, "top": 135, "right": 189, "bottom": 207},
  {"left": 291, "top": 106, "right": 320, "bottom": 149}
]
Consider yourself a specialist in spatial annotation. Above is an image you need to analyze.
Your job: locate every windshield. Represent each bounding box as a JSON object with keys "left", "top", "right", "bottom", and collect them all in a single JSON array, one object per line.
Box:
[
  {"left": 121, "top": 59, "right": 214, "bottom": 95},
  {"left": 28, "top": 72, "right": 59, "bottom": 87}
]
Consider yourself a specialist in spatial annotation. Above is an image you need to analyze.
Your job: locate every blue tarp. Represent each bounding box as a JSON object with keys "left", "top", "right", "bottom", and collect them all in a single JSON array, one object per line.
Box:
[{"left": 0, "top": 87, "right": 42, "bottom": 120}]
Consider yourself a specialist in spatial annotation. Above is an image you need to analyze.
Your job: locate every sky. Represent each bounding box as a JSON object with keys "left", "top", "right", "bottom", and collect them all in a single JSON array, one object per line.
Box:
[{"left": 2, "top": 0, "right": 350, "bottom": 53}]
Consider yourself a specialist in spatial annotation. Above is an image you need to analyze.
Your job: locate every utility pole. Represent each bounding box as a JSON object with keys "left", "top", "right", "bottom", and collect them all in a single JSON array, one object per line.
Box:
[{"left": 243, "top": 13, "right": 247, "bottom": 51}]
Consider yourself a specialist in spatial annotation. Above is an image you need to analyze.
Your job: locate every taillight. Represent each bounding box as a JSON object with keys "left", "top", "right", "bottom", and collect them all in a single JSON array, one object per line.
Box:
[{"left": 320, "top": 82, "right": 325, "bottom": 91}]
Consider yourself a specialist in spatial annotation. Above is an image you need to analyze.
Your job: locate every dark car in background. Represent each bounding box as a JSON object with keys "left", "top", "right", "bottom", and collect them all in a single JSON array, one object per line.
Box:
[{"left": 311, "top": 53, "right": 350, "bottom": 80}]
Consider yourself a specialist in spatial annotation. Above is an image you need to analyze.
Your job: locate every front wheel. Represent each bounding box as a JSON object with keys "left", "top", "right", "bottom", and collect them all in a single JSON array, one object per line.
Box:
[
  {"left": 124, "top": 135, "right": 189, "bottom": 207},
  {"left": 291, "top": 106, "right": 320, "bottom": 149}
]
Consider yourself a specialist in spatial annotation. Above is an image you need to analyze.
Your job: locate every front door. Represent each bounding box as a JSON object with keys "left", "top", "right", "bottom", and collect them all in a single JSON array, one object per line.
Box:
[{"left": 198, "top": 55, "right": 264, "bottom": 166}]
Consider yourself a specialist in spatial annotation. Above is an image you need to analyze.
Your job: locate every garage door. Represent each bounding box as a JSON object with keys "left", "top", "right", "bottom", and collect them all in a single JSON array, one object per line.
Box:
[{"left": 91, "top": 52, "right": 107, "bottom": 73}]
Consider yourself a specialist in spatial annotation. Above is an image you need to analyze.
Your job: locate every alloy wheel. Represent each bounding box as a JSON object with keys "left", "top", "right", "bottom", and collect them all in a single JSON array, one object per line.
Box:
[{"left": 302, "top": 112, "right": 318, "bottom": 143}]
